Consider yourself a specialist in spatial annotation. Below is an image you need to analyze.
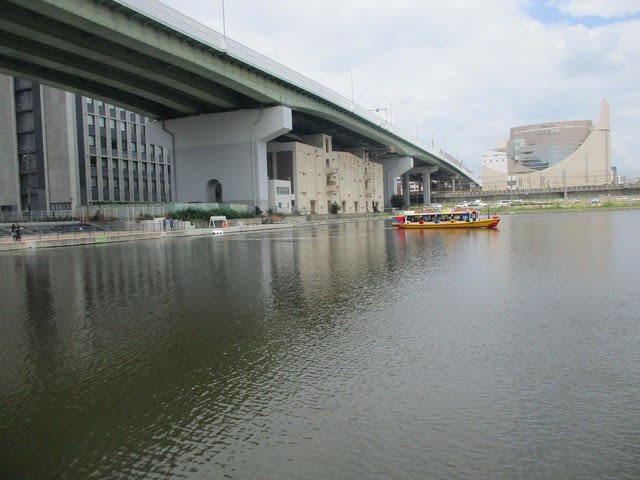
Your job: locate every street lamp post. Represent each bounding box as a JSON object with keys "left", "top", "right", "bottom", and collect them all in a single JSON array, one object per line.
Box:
[
  {"left": 221, "top": 0, "right": 226, "bottom": 38},
  {"left": 343, "top": 69, "right": 354, "bottom": 104},
  {"left": 369, "top": 107, "right": 388, "bottom": 124}
]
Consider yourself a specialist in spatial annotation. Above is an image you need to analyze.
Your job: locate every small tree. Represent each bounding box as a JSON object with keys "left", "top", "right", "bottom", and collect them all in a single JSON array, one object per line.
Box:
[
  {"left": 330, "top": 202, "right": 341, "bottom": 214},
  {"left": 390, "top": 195, "right": 405, "bottom": 209}
]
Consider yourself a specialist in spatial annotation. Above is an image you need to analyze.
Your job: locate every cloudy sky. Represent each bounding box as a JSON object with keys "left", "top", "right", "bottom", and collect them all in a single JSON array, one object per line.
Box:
[{"left": 159, "top": 0, "right": 639, "bottom": 178}]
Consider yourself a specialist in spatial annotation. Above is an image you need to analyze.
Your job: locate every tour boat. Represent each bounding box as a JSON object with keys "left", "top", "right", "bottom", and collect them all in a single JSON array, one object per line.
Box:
[{"left": 392, "top": 209, "right": 500, "bottom": 229}]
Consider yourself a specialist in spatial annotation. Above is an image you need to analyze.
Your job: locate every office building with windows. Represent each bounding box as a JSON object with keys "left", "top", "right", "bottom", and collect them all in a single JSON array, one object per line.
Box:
[{"left": 0, "top": 74, "right": 173, "bottom": 218}]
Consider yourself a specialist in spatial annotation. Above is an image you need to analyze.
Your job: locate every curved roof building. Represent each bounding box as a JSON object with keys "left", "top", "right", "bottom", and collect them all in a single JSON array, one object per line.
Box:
[{"left": 482, "top": 100, "right": 611, "bottom": 190}]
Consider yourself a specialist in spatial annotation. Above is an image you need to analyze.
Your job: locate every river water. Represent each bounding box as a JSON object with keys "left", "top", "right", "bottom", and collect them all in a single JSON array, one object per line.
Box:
[{"left": 1, "top": 210, "right": 639, "bottom": 479}]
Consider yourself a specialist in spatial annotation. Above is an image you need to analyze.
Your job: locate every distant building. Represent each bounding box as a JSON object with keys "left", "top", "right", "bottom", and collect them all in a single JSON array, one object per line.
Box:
[
  {"left": 267, "top": 134, "right": 384, "bottom": 214},
  {"left": 0, "top": 74, "right": 173, "bottom": 218},
  {"left": 481, "top": 100, "right": 612, "bottom": 190}
]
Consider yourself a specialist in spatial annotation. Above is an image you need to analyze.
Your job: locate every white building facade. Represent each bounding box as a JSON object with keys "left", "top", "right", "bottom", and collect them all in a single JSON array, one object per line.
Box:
[{"left": 267, "top": 134, "right": 384, "bottom": 215}]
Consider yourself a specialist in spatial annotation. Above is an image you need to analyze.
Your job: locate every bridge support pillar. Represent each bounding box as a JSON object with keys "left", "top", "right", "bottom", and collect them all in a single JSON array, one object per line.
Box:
[
  {"left": 379, "top": 156, "right": 413, "bottom": 208},
  {"left": 413, "top": 166, "right": 438, "bottom": 206},
  {"left": 151, "top": 106, "right": 292, "bottom": 210},
  {"left": 402, "top": 174, "right": 411, "bottom": 207}
]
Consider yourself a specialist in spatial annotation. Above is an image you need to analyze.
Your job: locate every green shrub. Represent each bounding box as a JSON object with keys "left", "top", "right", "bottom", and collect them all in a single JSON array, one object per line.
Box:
[{"left": 166, "top": 207, "right": 257, "bottom": 222}]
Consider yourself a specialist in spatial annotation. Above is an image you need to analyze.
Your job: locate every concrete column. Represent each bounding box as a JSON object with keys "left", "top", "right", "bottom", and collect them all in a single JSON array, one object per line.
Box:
[
  {"left": 379, "top": 156, "right": 413, "bottom": 208},
  {"left": 413, "top": 166, "right": 438, "bottom": 206},
  {"left": 422, "top": 173, "right": 430, "bottom": 205},
  {"left": 151, "top": 106, "right": 292, "bottom": 210},
  {"left": 451, "top": 175, "right": 457, "bottom": 193},
  {"left": 0, "top": 75, "right": 20, "bottom": 211},
  {"left": 400, "top": 174, "right": 410, "bottom": 207}
]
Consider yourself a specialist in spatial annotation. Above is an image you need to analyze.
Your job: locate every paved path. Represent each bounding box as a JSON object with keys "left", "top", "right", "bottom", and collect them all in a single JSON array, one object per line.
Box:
[{"left": 0, "top": 223, "right": 294, "bottom": 252}]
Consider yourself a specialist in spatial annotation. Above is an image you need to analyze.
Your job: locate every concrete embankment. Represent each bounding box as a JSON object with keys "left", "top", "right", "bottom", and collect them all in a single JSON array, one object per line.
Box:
[
  {"left": 0, "top": 216, "right": 385, "bottom": 252},
  {"left": 0, "top": 223, "right": 293, "bottom": 252}
]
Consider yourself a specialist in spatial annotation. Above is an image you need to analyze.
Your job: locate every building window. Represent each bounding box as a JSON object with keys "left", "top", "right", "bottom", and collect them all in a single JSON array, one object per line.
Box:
[{"left": 50, "top": 202, "right": 71, "bottom": 211}]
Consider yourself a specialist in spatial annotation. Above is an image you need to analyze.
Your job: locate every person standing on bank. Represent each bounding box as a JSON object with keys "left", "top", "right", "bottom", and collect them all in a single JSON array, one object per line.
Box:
[{"left": 14, "top": 224, "right": 22, "bottom": 241}]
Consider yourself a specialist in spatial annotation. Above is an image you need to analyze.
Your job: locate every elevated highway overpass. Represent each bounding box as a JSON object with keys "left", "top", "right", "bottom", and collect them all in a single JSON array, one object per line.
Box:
[{"left": 0, "top": 0, "right": 479, "bottom": 208}]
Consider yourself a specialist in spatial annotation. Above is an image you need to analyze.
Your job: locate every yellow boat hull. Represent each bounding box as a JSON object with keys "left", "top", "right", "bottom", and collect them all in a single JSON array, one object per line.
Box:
[{"left": 392, "top": 216, "right": 500, "bottom": 229}]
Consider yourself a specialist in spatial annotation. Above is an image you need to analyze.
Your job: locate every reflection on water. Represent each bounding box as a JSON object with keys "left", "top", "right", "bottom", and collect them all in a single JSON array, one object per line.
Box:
[{"left": 1, "top": 212, "right": 639, "bottom": 479}]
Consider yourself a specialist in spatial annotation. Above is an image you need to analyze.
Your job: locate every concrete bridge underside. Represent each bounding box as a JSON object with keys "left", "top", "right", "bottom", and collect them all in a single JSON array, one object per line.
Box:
[{"left": 0, "top": 0, "right": 479, "bottom": 208}]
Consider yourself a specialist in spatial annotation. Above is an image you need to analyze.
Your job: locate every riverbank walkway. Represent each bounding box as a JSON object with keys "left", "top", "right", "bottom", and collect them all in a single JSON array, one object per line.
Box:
[{"left": 0, "top": 216, "right": 384, "bottom": 252}]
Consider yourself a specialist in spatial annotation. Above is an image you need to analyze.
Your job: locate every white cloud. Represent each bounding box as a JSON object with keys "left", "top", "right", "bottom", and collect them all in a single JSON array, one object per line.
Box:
[{"left": 159, "top": 0, "right": 640, "bottom": 177}]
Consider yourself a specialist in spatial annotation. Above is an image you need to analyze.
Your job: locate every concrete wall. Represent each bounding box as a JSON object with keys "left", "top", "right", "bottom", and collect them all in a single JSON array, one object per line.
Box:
[
  {"left": 0, "top": 75, "right": 19, "bottom": 211},
  {"left": 268, "top": 136, "right": 384, "bottom": 214},
  {"left": 158, "top": 106, "right": 291, "bottom": 210},
  {"left": 42, "top": 86, "right": 79, "bottom": 208},
  {"left": 268, "top": 179, "right": 292, "bottom": 214}
]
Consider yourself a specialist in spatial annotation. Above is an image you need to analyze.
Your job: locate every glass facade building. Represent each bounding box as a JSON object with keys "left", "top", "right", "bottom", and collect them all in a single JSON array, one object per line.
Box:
[{"left": 508, "top": 121, "right": 592, "bottom": 171}]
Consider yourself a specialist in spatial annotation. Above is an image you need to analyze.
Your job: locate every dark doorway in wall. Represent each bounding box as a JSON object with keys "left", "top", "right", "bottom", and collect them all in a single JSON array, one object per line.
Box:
[{"left": 206, "top": 179, "right": 222, "bottom": 203}]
